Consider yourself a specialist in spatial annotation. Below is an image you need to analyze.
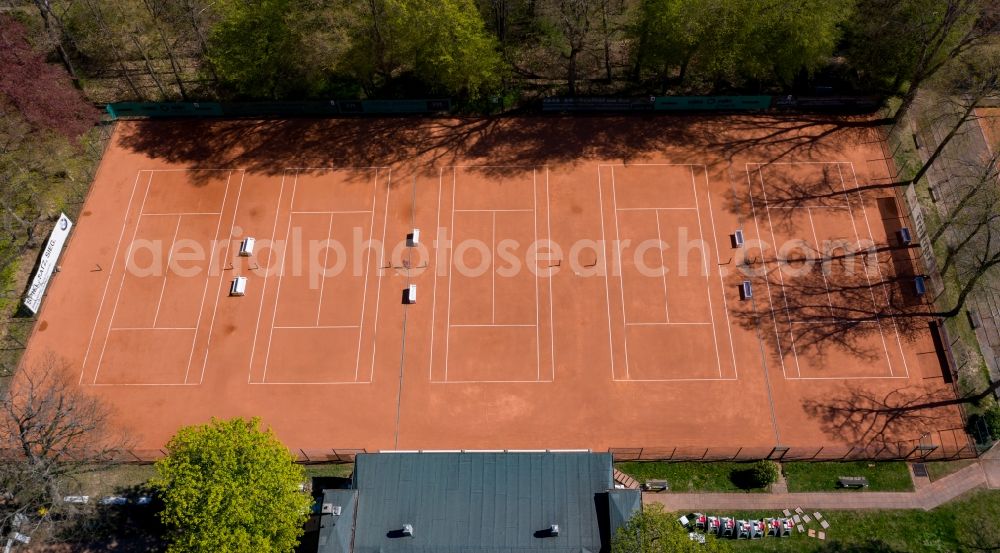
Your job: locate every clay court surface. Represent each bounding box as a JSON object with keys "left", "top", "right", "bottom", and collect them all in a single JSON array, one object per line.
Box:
[
  {"left": 978, "top": 107, "right": 1000, "bottom": 152},
  {"left": 22, "top": 116, "right": 965, "bottom": 458}
]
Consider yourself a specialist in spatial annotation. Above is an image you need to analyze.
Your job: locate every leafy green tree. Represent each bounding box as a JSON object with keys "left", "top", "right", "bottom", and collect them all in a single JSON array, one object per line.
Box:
[
  {"left": 153, "top": 417, "right": 312, "bottom": 553},
  {"left": 613, "top": 504, "right": 732, "bottom": 553},
  {"left": 207, "top": 0, "right": 328, "bottom": 98},
  {"left": 631, "top": 0, "right": 850, "bottom": 89},
  {"left": 341, "top": 0, "right": 505, "bottom": 98}
]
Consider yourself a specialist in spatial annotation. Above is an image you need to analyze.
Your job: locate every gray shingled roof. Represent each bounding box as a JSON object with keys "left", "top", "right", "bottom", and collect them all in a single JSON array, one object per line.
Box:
[
  {"left": 317, "top": 490, "right": 358, "bottom": 553},
  {"left": 320, "top": 452, "right": 621, "bottom": 553}
]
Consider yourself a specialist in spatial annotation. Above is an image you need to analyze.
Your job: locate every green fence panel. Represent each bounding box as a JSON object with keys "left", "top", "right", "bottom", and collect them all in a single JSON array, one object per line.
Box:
[
  {"left": 106, "top": 99, "right": 451, "bottom": 119},
  {"left": 106, "top": 102, "right": 223, "bottom": 119},
  {"left": 653, "top": 96, "right": 772, "bottom": 111}
]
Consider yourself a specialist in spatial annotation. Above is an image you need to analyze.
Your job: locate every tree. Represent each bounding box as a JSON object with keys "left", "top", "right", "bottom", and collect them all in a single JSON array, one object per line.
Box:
[
  {"left": 845, "top": 0, "right": 999, "bottom": 120},
  {"left": 0, "top": 354, "right": 124, "bottom": 544},
  {"left": 153, "top": 417, "right": 312, "bottom": 553},
  {"left": 612, "top": 504, "right": 732, "bottom": 553},
  {"left": 206, "top": 0, "right": 306, "bottom": 99},
  {"left": 630, "top": 0, "right": 850, "bottom": 90},
  {"left": 340, "top": 0, "right": 505, "bottom": 99},
  {"left": 0, "top": 15, "right": 99, "bottom": 138},
  {"left": 908, "top": 50, "right": 1000, "bottom": 188}
]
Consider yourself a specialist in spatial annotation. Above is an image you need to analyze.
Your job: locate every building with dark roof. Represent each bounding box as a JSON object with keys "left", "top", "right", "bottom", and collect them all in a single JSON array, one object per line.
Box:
[{"left": 317, "top": 452, "right": 639, "bottom": 553}]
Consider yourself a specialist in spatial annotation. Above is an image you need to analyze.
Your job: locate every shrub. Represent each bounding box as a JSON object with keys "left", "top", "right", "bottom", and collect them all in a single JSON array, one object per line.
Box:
[{"left": 750, "top": 460, "right": 780, "bottom": 488}]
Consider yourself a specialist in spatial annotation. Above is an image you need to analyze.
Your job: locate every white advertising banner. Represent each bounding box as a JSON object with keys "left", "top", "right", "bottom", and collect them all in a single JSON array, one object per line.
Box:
[{"left": 23, "top": 213, "right": 73, "bottom": 314}]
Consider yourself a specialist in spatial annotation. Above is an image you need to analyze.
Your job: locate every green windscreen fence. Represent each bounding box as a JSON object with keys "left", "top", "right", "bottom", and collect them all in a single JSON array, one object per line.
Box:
[
  {"left": 105, "top": 99, "right": 452, "bottom": 119},
  {"left": 653, "top": 95, "right": 773, "bottom": 111},
  {"left": 542, "top": 96, "right": 773, "bottom": 112}
]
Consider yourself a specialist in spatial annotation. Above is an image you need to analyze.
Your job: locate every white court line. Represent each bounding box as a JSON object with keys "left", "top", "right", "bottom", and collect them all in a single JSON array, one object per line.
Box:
[
  {"left": 840, "top": 162, "right": 904, "bottom": 378},
  {"left": 428, "top": 169, "right": 444, "bottom": 381},
  {"left": 766, "top": 205, "right": 851, "bottom": 210},
  {"left": 284, "top": 166, "right": 390, "bottom": 170},
  {"left": 745, "top": 164, "right": 790, "bottom": 378},
  {"left": 430, "top": 379, "right": 554, "bottom": 384},
  {"left": 653, "top": 210, "right": 670, "bottom": 323},
  {"left": 92, "top": 172, "right": 154, "bottom": 384},
  {"left": 291, "top": 210, "right": 373, "bottom": 214},
  {"left": 150, "top": 215, "right": 183, "bottom": 328},
  {"left": 80, "top": 170, "right": 144, "bottom": 384},
  {"left": 689, "top": 166, "right": 725, "bottom": 379},
  {"left": 110, "top": 327, "right": 196, "bottom": 331},
  {"left": 261, "top": 173, "right": 299, "bottom": 383},
  {"left": 315, "top": 213, "right": 335, "bottom": 326},
  {"left": 609, "top": 167, "right": 631, "bottom": 378},
  {"left": 352, "top": 168, "right": 381, "bottom": 382},
  {"left": 626, "top": 322, "right": 712, "bottom": 326},
  {"left": 597, "top": 170, "right": 616, "bottom": 382},
  {"left": 451, "top": 324, "right": 535, "bottom": 328},
  {"left": 617, "top": 207, "right": 698, "bottom": 211},
  {"left": 805, "top": 207, "right": 837, "bottom": 313},
  {"left": 89, "top": 382, "right": 200, "bottom": 387},
  {"left": 366, "top": 167, "right": 391, "bottom": 383},
  {"left": 492, "top": 211, "right": 496, "bottom": 325},
  {"left": 756, "top": 163, "right": 803, "bottom": 377},
  {"left": 247, "top": 172, "right": 286, "bottom": 383},
  {"left": 790, "top": 319, "right": 881, "bottom": 325},
  {"left": 704, "top": 164, "right": 741, "bottom": 380},
  {"left": 455, "top": 208, "right": 532, "bottom": 212},
  {"left": 613, "top": 377, "right": 738, "bottom": 382},
  {"left": 546, "top": 167, "right": 555, "bottom": 381},
  {"left": 249, "top": 380, "right": 371, "bottom": 385},
  {"left": 141, "top": 211, "right": 222, "bottom": 217},
  {"left": 273, "top": 325, "right": 360, "bottom": 329},
  {"left": 444, "top": 168, "right": 457, "bottom": 381},
  {"left": 184, "top": 170, "right": 240, "bottom": 384},
  {"left": 143, "top": 168, "right": 234, "bottom": 172},
  {"left": 534, "top": 169, "right": 540, "bottom": 381}
]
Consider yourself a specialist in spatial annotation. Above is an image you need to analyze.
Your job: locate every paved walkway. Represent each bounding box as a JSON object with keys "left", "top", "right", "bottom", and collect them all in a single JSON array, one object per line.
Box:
[{"left": 645, "top": 455, "right": 1000, "bottom": 512}]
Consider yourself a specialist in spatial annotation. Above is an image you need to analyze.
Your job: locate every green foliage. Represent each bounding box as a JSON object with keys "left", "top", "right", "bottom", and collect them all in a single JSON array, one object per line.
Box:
[
  {"left": 844, "top": 0, "right": 982, "bottom": 93},
  {"left": 153, "top": 417, "right": 312, "bottom": 553},
  {"left": 207, "top": 0, "right": 316, "bottom": 98},
  {"left": 340, "top": 0, "right": 505, "bottom": 98},
  {"left": 749, "top": 460, "right": 779, "bottom": 488},
  {"left": 631, "top": 0, "right": 851, "bottom": 87},
  {"left": 982, "top": 403, "right": 1000, "bottom": 439},
  {"left": 612, "top": 504, "right": 732, "bottom": 553}
]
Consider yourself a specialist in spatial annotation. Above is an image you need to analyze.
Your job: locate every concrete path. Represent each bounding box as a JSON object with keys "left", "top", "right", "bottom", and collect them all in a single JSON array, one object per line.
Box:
[{"left": 644, "top": 459, "right": 995, "bottom": 512}]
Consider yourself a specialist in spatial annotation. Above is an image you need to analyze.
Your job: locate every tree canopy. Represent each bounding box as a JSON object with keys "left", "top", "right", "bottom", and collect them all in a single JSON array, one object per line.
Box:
[
  {"left": 612, "top": 504, "right": 732, "bottom": 553},
  {"left": 153, "top": 417, "right": 312, "bottom": 553}
]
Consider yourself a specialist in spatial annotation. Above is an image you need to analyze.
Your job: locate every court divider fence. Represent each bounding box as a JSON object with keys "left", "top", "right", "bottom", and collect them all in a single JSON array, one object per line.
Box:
[{"left": 610, "top": 428, "right": 978, "bottom": 462}]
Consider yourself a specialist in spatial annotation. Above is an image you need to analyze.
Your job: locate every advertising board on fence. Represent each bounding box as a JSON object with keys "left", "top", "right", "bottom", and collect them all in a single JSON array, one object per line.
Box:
[{"left": 23, "top": 213, "right": 72, "bottom": 314}]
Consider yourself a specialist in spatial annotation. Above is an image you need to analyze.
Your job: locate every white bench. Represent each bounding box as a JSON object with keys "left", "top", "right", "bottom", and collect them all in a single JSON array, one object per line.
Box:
[
  {"left": 739, "top": 280, "right": 753, "bottom": 300},
  {"left": 230, "top": 276, "right": 248, "bottom": 296},
  {"left": 733, "top": 229, "right": 745, "bottom": 247},
  {"left": 405, "top": 284, "right": 417, "bottom": 304},
  {"left": 239, "top": 237, "right": 255, "bottom": 256},
  {"left": 408, "top": 228, "right": 420, "bottom": 247}
]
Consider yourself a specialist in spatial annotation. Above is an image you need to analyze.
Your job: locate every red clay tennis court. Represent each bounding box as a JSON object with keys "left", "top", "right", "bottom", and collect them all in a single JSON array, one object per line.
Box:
[{"left": 21, "top": 116, "right": 968, "bottom": 460}]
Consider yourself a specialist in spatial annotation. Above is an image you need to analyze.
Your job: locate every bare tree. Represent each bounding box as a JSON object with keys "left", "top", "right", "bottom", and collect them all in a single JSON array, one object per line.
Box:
[
  {"left": 543, "top": 0, "right": 597, "bottom": 95},
  {"left": 0, "top": 354, "right": 126, "bottom": 544},
  {"left": 908, "top": 52, "right": 1000, "bottom": 187},
  {"left": 894, "top": 0, "right": 999, "bottom": 121}
]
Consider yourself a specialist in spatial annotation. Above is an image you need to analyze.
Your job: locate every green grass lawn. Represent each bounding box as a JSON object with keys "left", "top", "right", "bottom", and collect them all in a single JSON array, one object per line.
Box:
[
  {"left": 615, "top": 462, "right": 771, "bottom": 492},
  {"left": 782, "top": 461, "right": 913, "bottom": 492},
  {"left": 923, "top": 459, "right": 976, "bottom": 482},
  {"left": 709, "top": 489, "right": 1000, "bottom": 552}
]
